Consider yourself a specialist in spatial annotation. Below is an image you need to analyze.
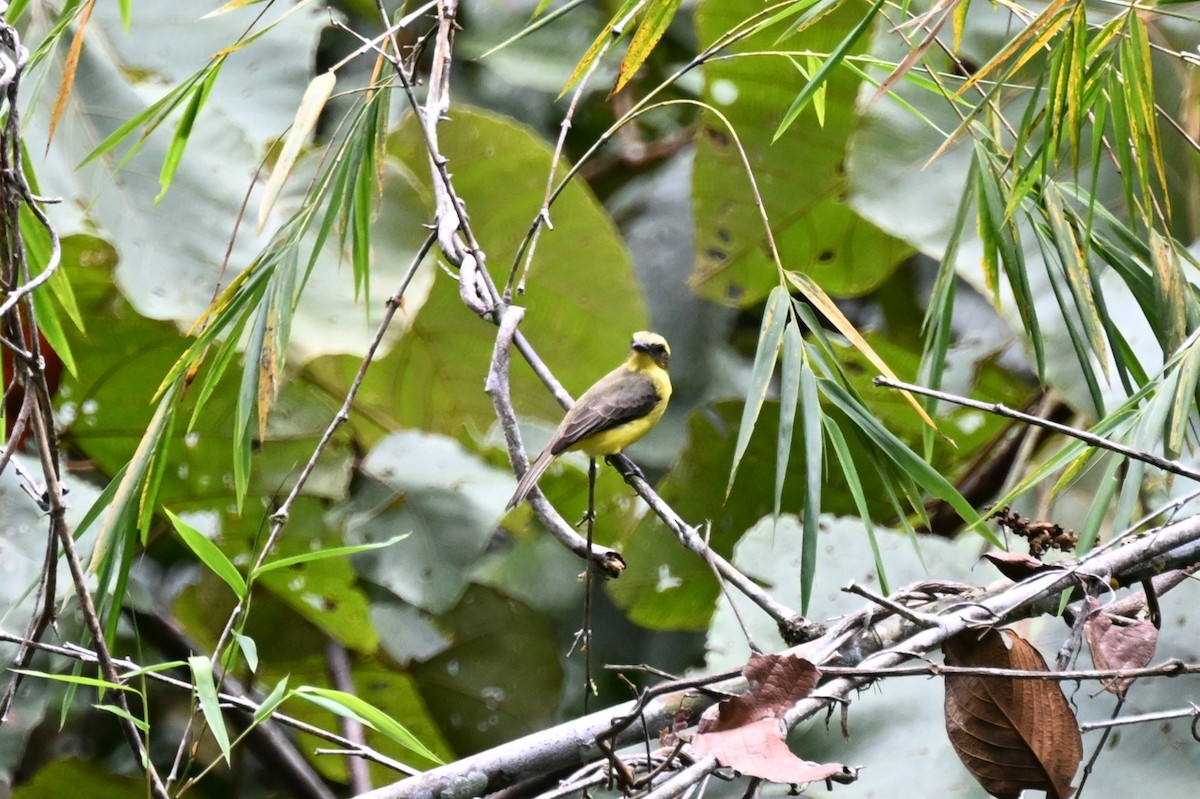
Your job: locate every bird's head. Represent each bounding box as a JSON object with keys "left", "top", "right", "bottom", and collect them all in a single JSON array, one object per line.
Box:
[{"left": 629, "top": 331, "right": 670, "bottom": 370}]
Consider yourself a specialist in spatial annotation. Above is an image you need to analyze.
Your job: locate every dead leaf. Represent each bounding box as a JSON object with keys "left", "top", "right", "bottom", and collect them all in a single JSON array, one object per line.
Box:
[
  {"left": 1082, "top": 596, "right": 1158, "bottom": 697},
  {"left": 982, "top": 551, "right": 1063, "bottom": 581},
  {"left": 48, "top": 0, "right": 96, "bottom": 151},
  {"left": 944, "top": 628, "right": 1082, "bottom": 799},
  {"left": 690, "top": 653, "right": 856, "bottom": 789},
  {"left": 692, "top": 717, "right": 851, "bottom": 785}
]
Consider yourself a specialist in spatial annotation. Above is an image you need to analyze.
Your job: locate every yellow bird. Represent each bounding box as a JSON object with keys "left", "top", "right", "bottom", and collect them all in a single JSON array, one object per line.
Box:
[{"left": 506, "top": 331, "right": 672, "bottom": 509}]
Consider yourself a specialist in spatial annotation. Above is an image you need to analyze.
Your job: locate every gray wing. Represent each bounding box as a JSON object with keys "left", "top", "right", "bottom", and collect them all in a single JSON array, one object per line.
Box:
[{"left": 549, "top": 370, "right": 660, "bottom": 455}]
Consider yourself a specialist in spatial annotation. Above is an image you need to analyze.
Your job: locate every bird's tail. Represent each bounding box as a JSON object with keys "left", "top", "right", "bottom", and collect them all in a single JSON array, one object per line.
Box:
[{"left": 506, "top": 448, "right": 556, "bottom": 509}]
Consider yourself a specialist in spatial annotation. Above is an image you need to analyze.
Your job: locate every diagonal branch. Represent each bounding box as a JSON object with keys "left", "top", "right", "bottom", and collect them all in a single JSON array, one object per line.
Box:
[{"left": 365, "top": 0, "right": 815, "bottom": 643}]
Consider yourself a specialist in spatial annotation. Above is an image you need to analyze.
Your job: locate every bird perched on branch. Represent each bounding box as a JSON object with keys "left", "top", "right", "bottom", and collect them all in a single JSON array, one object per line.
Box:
[{"left": 506, "top": 331, "right": 672, "bottom": 509}]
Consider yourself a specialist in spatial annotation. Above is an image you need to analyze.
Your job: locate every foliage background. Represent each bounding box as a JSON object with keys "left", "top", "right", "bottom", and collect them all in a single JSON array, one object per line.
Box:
[{"left": 1, "top": 0, "right": 1199, "bottom": 797}]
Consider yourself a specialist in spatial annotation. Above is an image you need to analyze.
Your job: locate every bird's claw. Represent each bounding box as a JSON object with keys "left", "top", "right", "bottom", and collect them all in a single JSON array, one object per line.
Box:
[{"left": 575, "top": 509, "right": 596, "bottom": 528}]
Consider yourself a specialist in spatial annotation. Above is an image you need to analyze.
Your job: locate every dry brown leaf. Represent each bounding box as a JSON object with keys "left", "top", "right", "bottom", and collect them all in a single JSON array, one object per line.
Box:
[
  {"left": 48, "top": 0, "right": 96, "bottom": 151},
  {"left": 944, "top": 628, "right": 1082, "bottom": 799},
  {"left": 981, "top": 551, "right": 1063, "bottom": 581},
  {"left": 1082, "top": 596, "right": 1158, "bottom": 697},
  {"left": 691, "top": 718, "right": 850, "bottom": 785},
  {"left": 690, "top": 653, "right": 855, "bottom": 789}
]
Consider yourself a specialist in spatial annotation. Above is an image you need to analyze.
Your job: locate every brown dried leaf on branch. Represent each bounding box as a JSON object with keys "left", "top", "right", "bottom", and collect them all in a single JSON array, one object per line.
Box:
[
  {"left": 690, "top": 653, "right": 856, "bottom": 789},
  {"left": 944, "top": 628, "right": 1082, "bottom": 799},
  {"left": 1082, "top": 595, "right": 1158, "bottom": 697},
  {"left": 981, "top": 551, "right": 1064, "bottom": 581}
]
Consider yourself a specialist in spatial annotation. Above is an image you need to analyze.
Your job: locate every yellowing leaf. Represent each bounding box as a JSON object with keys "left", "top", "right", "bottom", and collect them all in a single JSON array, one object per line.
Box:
[
  {"left": 258, "top": 71, "right": 337, "bottom": 232},
  {"left": 47, "top": 0, "right": 96, "bottom": 151},
  {"left": 787, "top": 271, "right": 937, "bottom": 430},
  {"left": 614, "top": 0, "right": 681, "bottom": 95}
]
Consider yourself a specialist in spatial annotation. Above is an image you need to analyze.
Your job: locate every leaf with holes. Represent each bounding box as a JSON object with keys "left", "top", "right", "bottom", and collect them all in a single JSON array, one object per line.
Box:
[
  {"left": 690, "top": 653, "right": 856, "bottom": 789},
  {"left": 1082, "top": 596, "right": 1157, "bottom": 697}
]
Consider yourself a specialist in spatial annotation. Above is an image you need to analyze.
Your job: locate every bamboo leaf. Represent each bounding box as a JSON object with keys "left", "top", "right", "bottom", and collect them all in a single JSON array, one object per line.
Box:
[
  {"left": 787, "top": 271, "right": 938, "bottom": 430},
  {"left": 954, "top": 0, "right": 1071, "bottom": 97},
  {"left": 728, "top": 286, "right": 789, "bottom": 497},
  {"left": 94, "top": 703, "right": 149, "bottom": 732},
  {"left": 561, "top": 0, "right": 641, "bottom": 96},
  {"left": 822, "top": 415, "right": 888, "bottom": 594},
  {"left": 251, "top": 534, "right": 409, "bottom": 577},
  {"left": 88, "top": 381, "right": 181, "bottom": 576},
  {"left": 254, "top": 678, "right": 289, "bottom": 724},
  {"left": 234, "top": 633, "right": 259, "bottom": 673},
  {"left": 775, "top": 322, "right": 802, "bottom": 520},
  {"left": 294, "top": 686, "right": 444, "bottom": 764},
  {"left": 204, "top": 0, "right": 269, "bottom": 17},
  {"left": 614, "top": 0, "right": 681, "bottom": 95},
  {"left": 166, "top": 510, "right": 247, "bottom": 600},
  {"left": 480, "top": 0, "right": 588, "bottom": 59},
  {"left": 773, "top": 0, "right": 884, "bottom": 140},
  {"left": 259, "top": 71, "right": 337, "bottom": 233},
  {"left": 190, "top": 656, "right": 233, "bottom": 763},
  {"left": 799, "top": 359, "right": 821, "bottom": 614},
  {"left": 818, "top": 379, "right": 994, "bottom": 543},
  {"left": 46, "top": 0, "right": 95, "bottom": 151},
  {"left": 10, "top": 668, "right": 132, "bottom": 692},
  {"left": 157, "top": 60, "right": 224, "bottom": 202}
]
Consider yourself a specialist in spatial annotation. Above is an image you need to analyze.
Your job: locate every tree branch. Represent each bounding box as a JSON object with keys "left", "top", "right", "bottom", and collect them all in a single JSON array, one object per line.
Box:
[{"left": 354, "top": 510, "right": 1200, "bottom": 799}]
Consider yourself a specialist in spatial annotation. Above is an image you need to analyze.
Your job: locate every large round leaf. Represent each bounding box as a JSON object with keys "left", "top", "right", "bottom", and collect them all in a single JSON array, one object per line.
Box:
[
  {"left": 692, "top": 0, "right": 911, "bottom": 306},
  {"left": 340, "top": 431, "right": 514, "bottom": 614},
  {"left": 305, "top": 106, "right": 645, "bottom": 443},
  {"left": 25, "top": 3, "right": 325, "bottom": 323}
]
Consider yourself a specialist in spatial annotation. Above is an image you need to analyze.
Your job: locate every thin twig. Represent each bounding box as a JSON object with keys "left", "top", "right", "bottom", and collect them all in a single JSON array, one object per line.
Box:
[
  {"left": 505, "top": 0, "right": 650, "bottom": 297},
  {"left": 1079, "top": 704, "right": 1200, "bottom": 731},
  {"left": 873, "top": 376, "right": 1200, "bottom": 482},
  {"left": 0, "top": 630, "right": 415, "bottom": 779}
]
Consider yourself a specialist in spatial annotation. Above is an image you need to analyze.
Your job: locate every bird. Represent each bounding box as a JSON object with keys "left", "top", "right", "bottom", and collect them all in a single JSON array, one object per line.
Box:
[{"left": 506, "top": 331, "right": 672, "bottom": 509}]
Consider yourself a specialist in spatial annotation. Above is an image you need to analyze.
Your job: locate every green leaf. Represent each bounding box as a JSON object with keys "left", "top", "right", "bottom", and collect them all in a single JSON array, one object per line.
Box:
[
  {"left": 166, "top": 509, "right": 247, "bottom": 600},
  {"left": 234, "top": 633, "right": 259, "bottom": 673},
  {"left": 341, "top": 433, "right": 511, "bottom": 614},
  {"left": 775, "top": 322, "right": 802, "bottom": 519},
  {"left": 561, "top": 0, "right": 641, "bottom": 95},
  {"left": 818, "top": 379, "right": 995, "bottom": 545},
  {"left": 254, "top": 678, "right": 289, "bottom": 724},
  {"left": 773, "top": 0, "right": 884, "bottom": 140},
  {"left": 799, "top": 359, "right": 821, "bottom": 614},
  {"left": 294, "top": 687, "right": 443, "bottom": 765},
  {"left": 316, "top": 106, "right": 643, "bottom": 443},
  {"left": 93, "top": 703, "right": 149, "bottom": 732},
  {"left": 189, "top": 656, "right": 233, "bottom": 763},
  {"left": 157, "top": 61, "right": 223, "bottom": 201},
  {"left": 693, "top": 0, "right": 910, "bottom": 305},
  {"left": 9, "top": 669, "right": 132, "bottom": 692},
  {"left": 407, "top": 585, "right": 560, "bottom": 756},
  {"left": 822, "top": 415, "right": 887, "bottom": 593},
  {"left": 251, "top": 534, "right": 409, "bottom": 577},
  {"left": 729, "top": 286, "right": 788, "bottom": 497}
]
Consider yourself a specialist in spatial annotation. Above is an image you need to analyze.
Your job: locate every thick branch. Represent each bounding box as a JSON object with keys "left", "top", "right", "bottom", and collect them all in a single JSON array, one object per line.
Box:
[{"left": 357, "top": 510, "right": 1200, "bottom": 799}]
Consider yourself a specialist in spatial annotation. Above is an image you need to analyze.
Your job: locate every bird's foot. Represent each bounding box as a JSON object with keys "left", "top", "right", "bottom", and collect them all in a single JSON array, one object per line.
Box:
[
  {"left": 623, "top": 460, "right": 646, "bottom": 484},
  {"left": 575, "top": 509, "right": 596, "bottom": 528}
]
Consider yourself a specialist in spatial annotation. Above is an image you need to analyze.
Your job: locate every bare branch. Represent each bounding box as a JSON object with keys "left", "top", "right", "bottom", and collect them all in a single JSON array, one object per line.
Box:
[
  {"left": 873, "top": 376, "right": 1200, "bottom": 483},
  {"left": 355, "top": 510, "right": 1200, "bottom": 799}
]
